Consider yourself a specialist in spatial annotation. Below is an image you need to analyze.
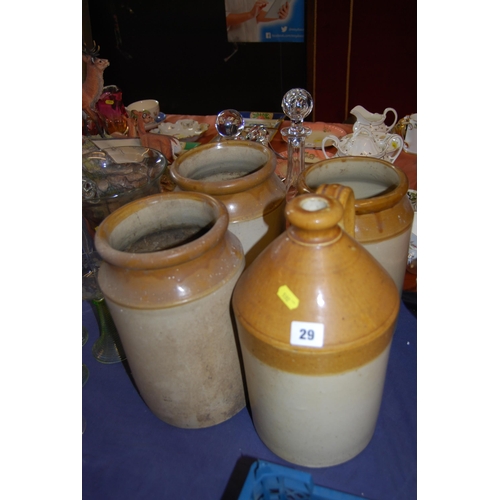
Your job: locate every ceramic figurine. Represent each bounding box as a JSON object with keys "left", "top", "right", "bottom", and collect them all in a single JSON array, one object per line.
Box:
[{"left": 82, "top": 42, "right": 110, "bottom": 136}]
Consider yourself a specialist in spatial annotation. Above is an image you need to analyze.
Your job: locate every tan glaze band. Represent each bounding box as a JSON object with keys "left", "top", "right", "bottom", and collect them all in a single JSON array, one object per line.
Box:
[
  {"left": 95, "top": 192, "right": 245, "bottom": 309},
  {"left": 298, "top": 159, "right": 414, "bottom": 244},
  {"left": 297, "top": 157, "right": 408, "bottom": 214},
  {"left": 236, "top": 312, "right": 397, "bottom": 375},
  {"left": 355, "top": 195, "right": 414, "bottom": 243},
  {"left": 232, "top": 192, "right": 401, "bottom": 375},
  {"left": 98, "top": 232, "right": 245, "bottom": 309}
]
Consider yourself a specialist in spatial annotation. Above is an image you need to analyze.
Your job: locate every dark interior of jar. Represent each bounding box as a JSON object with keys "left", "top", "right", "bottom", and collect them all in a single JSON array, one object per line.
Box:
[
  {"left": 108, "top": 199, "right": 217, "bottom": 253},
  {"left": 179, "top": 149, "right": 267, "bottom": 182},
  {"left": 121, "top": 223, "right": 213, "bottom": 253}
]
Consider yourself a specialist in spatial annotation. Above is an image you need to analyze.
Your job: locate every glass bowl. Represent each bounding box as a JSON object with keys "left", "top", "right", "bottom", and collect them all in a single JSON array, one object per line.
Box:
[{"left": 82, "top": 146, "right": 167, "bottom": 230}]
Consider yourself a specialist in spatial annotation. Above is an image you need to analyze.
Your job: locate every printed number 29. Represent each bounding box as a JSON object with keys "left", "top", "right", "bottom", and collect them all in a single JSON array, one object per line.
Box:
[
  {"left": 299, "top": 329, "right": 314, "bottom": 340},
  {"left": 290, "top": 321, "right": 324, "bottom": 348}
]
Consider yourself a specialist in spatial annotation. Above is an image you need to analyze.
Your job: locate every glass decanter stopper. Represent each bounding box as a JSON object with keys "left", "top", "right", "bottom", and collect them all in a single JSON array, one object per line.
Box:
[
  {"left": 280, "top": 89, "right": 313, "bottom": 198},
  {"left": 215, "top": 109, "right": 245, "bottom": 140}
]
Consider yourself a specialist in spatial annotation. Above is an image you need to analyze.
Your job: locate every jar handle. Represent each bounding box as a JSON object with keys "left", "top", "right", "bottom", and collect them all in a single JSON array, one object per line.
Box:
[{"left": 315, "top": 184, "right": 356, "bottom": 237}]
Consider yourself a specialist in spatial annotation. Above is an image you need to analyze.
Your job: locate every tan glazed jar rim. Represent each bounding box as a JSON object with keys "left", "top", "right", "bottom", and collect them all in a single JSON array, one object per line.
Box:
[
  {"left": 94, "top": 192, "right": 230, "bottom": 270},
  {"left": 170, "top": 140, "right": 276, "bottom": 196},
  {"left": 297, "top": 157, "right": 409, "bottom": 215}
]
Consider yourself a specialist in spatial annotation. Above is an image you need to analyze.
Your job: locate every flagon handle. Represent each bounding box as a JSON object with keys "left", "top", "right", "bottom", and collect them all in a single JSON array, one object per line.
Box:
[{"left": 315, "top": 184, "right": 355, "bottom": 237}]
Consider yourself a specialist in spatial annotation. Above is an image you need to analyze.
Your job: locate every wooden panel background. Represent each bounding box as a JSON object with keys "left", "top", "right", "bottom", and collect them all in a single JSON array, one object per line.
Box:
[{"left": 308, "top": 0, "right": 417, "bottom": 123}]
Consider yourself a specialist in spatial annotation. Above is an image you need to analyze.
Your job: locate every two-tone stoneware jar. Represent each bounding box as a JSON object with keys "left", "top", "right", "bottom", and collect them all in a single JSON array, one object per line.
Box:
[
  {"left": 94, "top": 192, "right": 246, "bottom": 428},
  {"left": 297, "top": 157, "right": 413, "bottom": 294},
  {"left": 232, "top": 193, "right": 400, "bottom": 467},
  {"left": 170, "top": 140, "right": 286, "bottom": 266}
]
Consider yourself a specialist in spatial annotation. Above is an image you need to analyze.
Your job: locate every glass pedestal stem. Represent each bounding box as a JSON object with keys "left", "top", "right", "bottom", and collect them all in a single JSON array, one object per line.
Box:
[{"left": 91, "top": 297, "right": 127, "bottom": 364}]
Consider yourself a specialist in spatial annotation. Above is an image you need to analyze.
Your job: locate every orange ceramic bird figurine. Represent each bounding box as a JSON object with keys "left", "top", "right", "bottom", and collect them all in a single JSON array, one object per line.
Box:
[{"left": 82, "top": 42, "right": 110, "bottom": 136}]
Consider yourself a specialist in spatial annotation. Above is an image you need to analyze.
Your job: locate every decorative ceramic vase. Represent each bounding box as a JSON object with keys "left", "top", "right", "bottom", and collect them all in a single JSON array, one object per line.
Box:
[
  {"left": 297, "top": 157, "right": 413, "bottom": 294},
  {"left": 170, "top": 140, "right": 286, "bottom": 265},
  {"left": 232, "top": 193, "right": 400, "bottom": 467},
  {"left": 94, "top": 192, "right": 246, "bottom": 428}
]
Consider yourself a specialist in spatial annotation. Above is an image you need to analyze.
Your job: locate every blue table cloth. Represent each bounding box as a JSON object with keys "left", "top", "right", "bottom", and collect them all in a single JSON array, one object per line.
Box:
[{"left": 82, "top": 300, "right": 416, "bottom": 500}]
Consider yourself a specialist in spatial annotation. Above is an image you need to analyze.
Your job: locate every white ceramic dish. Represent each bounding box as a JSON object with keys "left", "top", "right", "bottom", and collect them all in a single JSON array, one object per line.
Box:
[{"left": 151, "top": 120, "right": 210, "bottom": 142}]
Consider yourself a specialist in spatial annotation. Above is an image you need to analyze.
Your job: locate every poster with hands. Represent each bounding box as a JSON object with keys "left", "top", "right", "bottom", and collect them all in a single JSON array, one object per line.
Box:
[{"left": 225, "top": 0, "right": 304, "bottom": 43}]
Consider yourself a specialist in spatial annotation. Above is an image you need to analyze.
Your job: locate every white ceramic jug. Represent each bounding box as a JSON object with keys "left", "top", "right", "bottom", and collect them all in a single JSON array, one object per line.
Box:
[{"left": 351, "top": 105, "right": 398, "bottom": 136}]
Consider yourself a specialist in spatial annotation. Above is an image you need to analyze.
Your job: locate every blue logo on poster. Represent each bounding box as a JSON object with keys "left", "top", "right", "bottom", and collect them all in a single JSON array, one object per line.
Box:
[{"left": 225, "top": 0, "right": 304, "bottom": 43}]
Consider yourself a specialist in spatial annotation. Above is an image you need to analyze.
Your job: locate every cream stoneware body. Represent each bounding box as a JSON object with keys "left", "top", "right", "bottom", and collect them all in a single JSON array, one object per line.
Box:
[
  {"left": 95, "top": 192, "right": 246, "bottom": 428},
  {"left": 297, "top": 157, "right": 413, "bottom": 294},
  {"left": 170, "top": 140, "right": 286, "bottom": 266},
  {"left": 232, "top": 194, "right": 400, "bottom": 467}
]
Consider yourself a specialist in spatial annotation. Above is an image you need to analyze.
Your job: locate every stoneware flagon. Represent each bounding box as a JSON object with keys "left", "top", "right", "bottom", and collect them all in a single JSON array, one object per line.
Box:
[
  {"left": 297, "top": 156, "right": 413, "bottom": 294},
  {"left": 94, "top": 192, "right": 246, "bottom": 428},
  {"left": 170, "top": 140, "right": 286, "bottom": 266},
  {"left": 232, "top": 192, "right": 400, "bottom": 467}
]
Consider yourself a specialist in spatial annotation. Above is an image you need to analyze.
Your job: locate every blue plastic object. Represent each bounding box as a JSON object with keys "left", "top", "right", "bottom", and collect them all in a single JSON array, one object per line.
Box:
[{"left": 237, "top": 460, "right": 369, "bottom": 500}]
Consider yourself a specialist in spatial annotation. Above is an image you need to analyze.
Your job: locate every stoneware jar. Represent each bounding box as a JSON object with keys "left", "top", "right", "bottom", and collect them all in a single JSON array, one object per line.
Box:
[
  {"left": 297, "top": 156, "right": 414, "bottom": 294},
  {"left": 94, "top": 192, "right": 246, "bottom": 428},
  {"left": 232, "top": 193, "right": 400, "bottom": 467},
  {"left": 170, "top": 140, "right": 286, "bottom": 266}
]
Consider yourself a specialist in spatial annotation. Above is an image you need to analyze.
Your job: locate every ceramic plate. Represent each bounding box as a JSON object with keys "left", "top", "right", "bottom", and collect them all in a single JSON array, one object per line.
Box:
[
  {"left": 151, "top": 120, "right": 210, "bottom": 142},
  {"left": 305, "top": 130, "right": 340, "bottom": 149}
]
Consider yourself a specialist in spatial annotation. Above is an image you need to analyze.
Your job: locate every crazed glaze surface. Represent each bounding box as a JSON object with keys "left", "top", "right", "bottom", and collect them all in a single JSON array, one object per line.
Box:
[{"left": 95, "top": 192, "right": 246, "bottom": 428}]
